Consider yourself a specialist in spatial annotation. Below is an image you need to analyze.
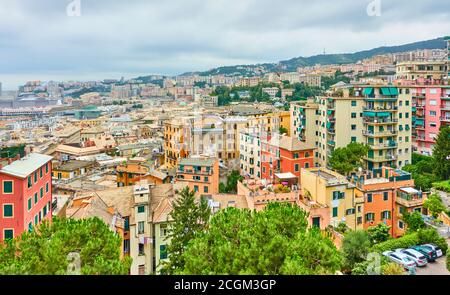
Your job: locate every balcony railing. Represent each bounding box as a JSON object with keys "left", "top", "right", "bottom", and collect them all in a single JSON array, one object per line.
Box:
[
  {"left": 369, "top": 141, "right": 398, "bottom": 149},
  {"left": 396, "top": 196, "right": 424, "bottom": 208},
  {"left": 363, "top": 118, "right": 398, "bottom": 124},
  {"left": 363, "top": 130, "right": 397, "bottom": 137},
  {"left": 363, "top": 106, "right": 398, "bottom": 111},
  {"left": 440, "top": 117, "right": 450, "bottom": 122}
]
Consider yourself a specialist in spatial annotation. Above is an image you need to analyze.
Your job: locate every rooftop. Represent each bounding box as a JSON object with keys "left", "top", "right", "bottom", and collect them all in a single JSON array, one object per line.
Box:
[
  {"left": 0, "top": 153, "right": 53, "bottom": 178},
  {"left": 179, "top": 157, "right": 217, "bottom": 167},
  {"left": 53, "top": 160, "right": 94, "bottom": 171}
]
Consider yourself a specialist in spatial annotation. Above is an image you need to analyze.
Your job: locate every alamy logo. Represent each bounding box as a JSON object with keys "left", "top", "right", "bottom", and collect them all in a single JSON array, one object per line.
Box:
[
  {"left": 66, "top": 0, "right": 81, "bottom": 17},
  {"left": 366, "top": 0, "right": 381, "bottom": 17}
]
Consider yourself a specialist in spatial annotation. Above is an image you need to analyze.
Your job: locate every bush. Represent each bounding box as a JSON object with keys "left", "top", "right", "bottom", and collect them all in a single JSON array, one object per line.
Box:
[
  {"left": 417, "top": 228, "right": 448, "bottom": 255},
  {"left": 371, "top": 233, "right": 419, "bottom": 253},
  {"left": 433, "top": 180, "right": 450, "bottom": 193},
  {"left": 382, "top": 262, "right": 406, "bottom": 275}
]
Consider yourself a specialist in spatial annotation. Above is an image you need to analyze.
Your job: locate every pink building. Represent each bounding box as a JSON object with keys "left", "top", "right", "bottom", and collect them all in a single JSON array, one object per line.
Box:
[
  {"left": 410, "top": 84, "right": 450, "bottom": 155},
  {"left": 0, "top": 153, "right": 53, "bottom": 242}
]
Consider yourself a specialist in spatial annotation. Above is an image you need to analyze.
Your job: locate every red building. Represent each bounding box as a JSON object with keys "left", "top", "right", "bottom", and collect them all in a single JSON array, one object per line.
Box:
[
  {"left": 261, "top": 135, "right": 315, "bottom": 185},
  {"left": 0, "top": 153, "right": 53, "bottom": 242}
]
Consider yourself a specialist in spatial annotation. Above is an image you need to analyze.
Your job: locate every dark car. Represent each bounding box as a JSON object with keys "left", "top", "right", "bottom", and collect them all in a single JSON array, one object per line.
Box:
[{"left": 411, "top": 245, "right": 437, "bottom": 262}]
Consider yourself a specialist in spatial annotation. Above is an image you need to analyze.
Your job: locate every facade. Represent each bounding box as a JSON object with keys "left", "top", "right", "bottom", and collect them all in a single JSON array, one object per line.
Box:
[
  {"left": 239, "top": 131, "right": 261, "bottom": 179},
  {"left": 300, "top": 168, "right": 364, "bottom": 231},
  {"left": 52, "top": 160, "right": 95, "bottom": 181},
  {"left": 117, "top": 160, "right": 169, "bottom": 187},
  {"left": 0, "top": 153, "right": 53, "bottom": 241},
  {"left": 176, "top": 157, "right": 219, "bottom": 197},
  {"left": 395, "top": 61, "right": 447, "bottom": 81},
  {"left": 353, "top": 166, "right": 425, "bottom": 238}
]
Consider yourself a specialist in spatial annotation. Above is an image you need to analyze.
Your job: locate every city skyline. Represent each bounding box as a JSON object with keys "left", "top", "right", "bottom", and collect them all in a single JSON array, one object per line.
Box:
[{"left": 1, "top": 0, "right": 450, "bottom": 89}]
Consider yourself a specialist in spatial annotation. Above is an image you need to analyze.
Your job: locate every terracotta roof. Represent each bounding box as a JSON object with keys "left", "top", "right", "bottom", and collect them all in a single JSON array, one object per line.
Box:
[{"left": 269, "top": 135, "right": 316, "bottom": 151}]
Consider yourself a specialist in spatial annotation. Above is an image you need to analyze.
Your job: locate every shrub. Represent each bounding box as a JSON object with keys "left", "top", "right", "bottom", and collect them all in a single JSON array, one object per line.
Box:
[
  {"left": 417, "top": 228, "right": 448, "bottom": 255},
  {"left": 371, "top": 233, "right": 419, "bottom": 253},
  {"left": 382, "top": 262, "right": 405, "bottom": 275},
  {"left": 432, "top": 180, "right": 450, "bottom": 193}
]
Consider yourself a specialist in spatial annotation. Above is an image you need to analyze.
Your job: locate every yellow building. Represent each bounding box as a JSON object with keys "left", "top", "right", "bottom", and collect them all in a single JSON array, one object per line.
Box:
[
  {"left": 52, "top": 160, "right": 95, "bottom": 181},
  {"left": 300, "top": 167, "right": 364, "bottom": 231},
  {"left": 395, "top": 61, "right": 447, "bottom": 81}
]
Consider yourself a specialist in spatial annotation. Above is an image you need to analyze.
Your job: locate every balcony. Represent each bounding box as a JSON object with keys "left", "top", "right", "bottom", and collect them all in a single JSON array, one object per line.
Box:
[
  {"left": 440, "top": 105, "right": 450, "bottom": 111},
  {"left": 364, "top": 154, "right": 397, "bottom": 163},
  {"left": 441, "top": 117, "right": 450, "bottom": 123},
  {"left": 369, "top": 141, "right": 398, "bottom": 150},
  {"left": 396, "top": 196, "right": 424, "bottom": 208},
  {"left": 363, "top": 118, "right": 398, "bottom": 125},
  {"left": 441, "top": 96, "right": 450, "bottom": 100},
  {"left": 363, "top": 130, "right": 397, "bottom": 137},
  {"left": 327, "top": 141, "right": 336, "bottom": 147},
  {"left": 363, "top": 106, "right": 398, "bottom": 112}
]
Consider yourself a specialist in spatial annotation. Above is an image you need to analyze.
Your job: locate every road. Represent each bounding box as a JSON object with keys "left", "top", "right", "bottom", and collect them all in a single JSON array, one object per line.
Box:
[{"left": 416, "top": 238, "right": 450, "bottom": 275}]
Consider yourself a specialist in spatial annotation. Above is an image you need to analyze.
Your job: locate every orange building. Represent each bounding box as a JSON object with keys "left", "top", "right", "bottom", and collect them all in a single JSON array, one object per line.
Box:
[
  {"left": 116, "top": 159, "right": 169, "bottom": 187},
  {"left": 354, "top": 167, "right": 425, "bottom": 238},
  {"left": 176, "top": 157, "right": 219, "bottom": 196}
]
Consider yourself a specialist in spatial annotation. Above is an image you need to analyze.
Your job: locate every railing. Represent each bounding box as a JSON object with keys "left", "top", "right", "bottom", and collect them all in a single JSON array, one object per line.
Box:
[
  {"left": 440, "top": 117, "right": 450, "bottom": 122},
  {"left": 363, "top": 130, "right": 397, "bottom": 137},
  {"left": 363, "top": 119, "right": 398, "bottom": 124}
]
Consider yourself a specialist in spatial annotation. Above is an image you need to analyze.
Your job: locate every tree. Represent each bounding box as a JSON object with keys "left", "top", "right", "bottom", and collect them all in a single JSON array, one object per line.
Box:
[
  {"left": 220, "top": 170, "right": 243, "bottom": 194},
  {"left": 402, "top": 211, "right": 426, "bottom": 233},
  {"left": 180, "top": 203, "right": 342, "bottom": 275},
  {"left": 423, "top": 193, "right": 446, "bottom": 219},
  {"left": 432, "top": 126, "right": 450, "bottom": 180},
  {"left": 160, "top": 187, "right": 210, "bottom": 274},
  {"left": 0, "top": 218, "right": 131, "bottom": 275},
  {"left": 341, "top": 230, "right": 371, "bottom": 272},
  {"left": 279, "top": 126, "right": 288, "bottom": 135},
  {"left": 367, "top": 223, "right": 391, "bottom": 245},
  {"left": 329, "top": 142, "right": 370, "bottom": 175}
]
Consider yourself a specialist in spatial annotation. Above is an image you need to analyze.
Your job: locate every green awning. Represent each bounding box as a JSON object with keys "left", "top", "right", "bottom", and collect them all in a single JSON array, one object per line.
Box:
[
  {"left": 389, "top": 88, "right": 399, "bottom": 96},
  {"left": 381, "top": 88, "right": 391, "bottom": 96},
  {"left": 412, "top": 107, "right": 417, "bottom": 112},
  {"left": 376, "top": 112, "right": 390, "bottom": 118},
  {"left": 415, "top": 119, "right": 424, "bottom": 126},
  {"left": 363, "top": 88, "right": 374, "bottom": 96},
  {"left": 363, "top": 111, "right": 376, "bottom": 117},
  {"left": 364, "top": 111, "right": 390, "bottom": 118},
  {"left": 327, "top": 110, "right": 334, "bottom": 115}
]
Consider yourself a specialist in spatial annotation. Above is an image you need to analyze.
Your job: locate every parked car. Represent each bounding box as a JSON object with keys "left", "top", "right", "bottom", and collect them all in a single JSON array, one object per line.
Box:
[
  {"left": 382, "top": 251, "right": 417, "bottom": 269},
  {"left": 401, "top": 249, "right": 428, "bottom": 267},
  {"left": 411, "top": 246, "right": 437, "bottom": 262},
  {"left": 421, "top": 244, "right": 443, "bottom": 258}
]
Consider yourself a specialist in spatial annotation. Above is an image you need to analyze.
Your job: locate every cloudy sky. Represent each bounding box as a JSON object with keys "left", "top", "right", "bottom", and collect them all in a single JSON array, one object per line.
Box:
[{"left": 0, "top": 0, "right": 449, "bottom": 89}]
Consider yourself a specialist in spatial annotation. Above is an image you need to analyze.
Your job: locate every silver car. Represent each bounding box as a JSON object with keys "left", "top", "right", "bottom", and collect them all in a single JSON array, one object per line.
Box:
[
  {"left": 422, "top": 244, "right": 443, "bottom": 258},
  {"left": 401, "top": 249, "right": 428, "bottom": 267},
  {"left": 382, "top": 251, "right": 417, "bottom": 270}
]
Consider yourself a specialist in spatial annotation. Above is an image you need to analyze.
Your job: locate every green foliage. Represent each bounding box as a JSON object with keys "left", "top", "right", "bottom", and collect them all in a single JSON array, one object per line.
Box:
[
  {"left": 286, "top": 83, "right": 323, "bottom": 101},
  {"left": 432, "top": 180, "right": 450, "bottom": 193},
  {"left": 341, "top": 230, "right": 371, "bottom": 272},
  {"left": 382, "top": 262, "right": 405, "bottom": 275},
  {"left": 0, "top": 217, "right": 131, "bottom": 275},
  {"left": 371, "top": 233, "right": 419, "bottom": 253},
  {"left": 335, "top": 222, "right": 350, "bottom": 235},
  {"left": 402, "top": 153, "right": 438, "bottom": 191},
  {"left": 279, "top": 126, "right": 289, "bottom": 135},
  {"left": 350, "top": 255, "right": 390, "bottom": 275},
  {"left": 447, "top": 252, "right": 450, "bottom": 272},
  {"left": 329, "top": 142, "right": 370, "bottom": 175},
  {"left": 402, "top": 211, "right": 426, "bottom": 233},
  {"left": 367, "top": 223, "right": 391, "bottom": 245},
  {"left": 220, "top": 170, "right": 243, "bottom": 194},
  {"left": 424, "top": 194, "right": 446, "bottom": 219},
  {"left": 160, "top": 187, "right": 211, "bottom": 274},
  {"left": 322, "top": 70, "right": 351, "bottom": 90},
  {"left": 416, "top": 228, "right": 448, "bottom": 255},
  {"left": 180, "top": 203, "right": 342, "bottom": 275},
  {"left": 432, "top": 126, "right": 450, "bottom": 180}
]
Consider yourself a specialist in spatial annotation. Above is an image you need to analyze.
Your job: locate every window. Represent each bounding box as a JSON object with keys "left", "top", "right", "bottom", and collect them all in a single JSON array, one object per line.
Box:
[
  {"left": 28, "top": 176, "right": 32, "bottom": 188},
  {"left": 304, "top": 163, "right": 309, "bottom": 168},
  {"left": 346, "top": 208, "right": 355, "bottom": 215},
  {"left": 138, "top": 243, "right": 145, "bottom": 256},
  {"left": 351, "top": 101, "right": 357, "bottom": 107},
  {"left": 194, "top": 185, "right": 199, "bottom": 192},
  {"left": 332, "top": 207, "right": 338, "bottom": 217},
  {"left": 294, "top": 164, "right": 299, "bottom": 172},
  {"left": 40, "top": 168, "right": 43, "bottom": 178},
  {"left": 3, "top": 229, "right": 14, "bottom": 240},
  {"left": 3, "top": 204, "right": 13, "bottom": 217},
  {"left": 40, "top": 187, "right": 44, "bottom": 199},
  {"left": 351, "top": 125, "right": 356, "bottom": 130},
  {"left": 204, "top": 186, "right": 209, "bottom": 193},
  {"left": 46, "top": 182, "right": 49, "bottom": 193},
  {"left": 406, "top": 101, "right": 410, "bottom": 106},
  {"left": 137, "top": 206, "right": 145, "bottom": 213},
  {"left": 204, "top": 176, "right": 209, "bottom": 182},
  {"left": 383, "top": 192, "right": 389, "bottom": 201},
  {"left": 160, "top": 245, "right": 168, "bottom": 260},
  {"left": 43, "top": 206, "right": 47, "bottom": 217},
  {"left": 430, "top": 111, "right": 436, "bottom": 117},
  {"left": 160, "top": 225, "right": 168, "bottom": 237},
  {"left": 357, "top": 217, "right": 363, "bottom": 225},
  {"left": 351, "top": 113, "right": 357, "bottom": 118},
  {"left": 34, "top": 193, "right": 38, "bottom": 204},
  {"left": 45, "top": 163, "right": 49, "bottom": 174},
  {"left": 367, "top": 194, "right": 373, "bottom": 203},
  {"left": 28, "top": 198, "right": 32, "bottom": 211},
  {"left": 398, "top": 221, "right": 404, "bottom": 229},
  {"left": 351, "top": 137, "right": 357, "bottom": 142},
  {"left": 138, "top": 221, "right": 145, "bottom": 234},
  {"left": 430, "top": 100, "right": 437, "bottom": 106},
  {"left": 124, "top": 217, "right": 130, "bottom": 231},
  {"left": 34, "top": 171, "right": 38, "bottom": 183},
  {"left": 28, "top": 223, "right": 33, "bottom": 232},
  {"left": 193, "top": 176, "right": 201, "bottom": 181},
  {"left": 357, "top": 206, "right": 362, "bottom": 213},
  {"left": 2, "top": 181, "right": 13, "bottom": 194},
  {"left": 381, "top": 211, "right": 391, "bottom": 220},
  {"left": 365, "top": 213, "right": 375, "bottom": 222},
  {"left": 305, "top": 152, "right": 310, "bottom": 158},
  {"left": 34, "top": 215, "right": 38, "bottom": 224}
]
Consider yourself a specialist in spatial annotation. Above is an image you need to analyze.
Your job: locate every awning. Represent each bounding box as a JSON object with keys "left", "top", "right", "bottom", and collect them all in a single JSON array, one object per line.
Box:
[
  {"left": 389, "top": 88, "right": 399, "bottom": 96},
  {"left": 363, "top": 88, "right": 374, "bottom": 96},
  {"left": 363, "top": 111, "right": 390, "bottom": 118},
  {"left": 275, "top": 172, "right": 297, "bottom": 179},
  {"left": 381, "top": 87, "right": 391, "bottom": 96}
]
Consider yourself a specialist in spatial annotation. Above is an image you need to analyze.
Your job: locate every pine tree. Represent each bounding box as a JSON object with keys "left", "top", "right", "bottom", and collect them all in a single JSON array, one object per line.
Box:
[
  {"left": 160, "top": 187, "right": 210, "bottom": 274},
  {"left": 433, "top": 126, "right": 450, "bottom": 180}
]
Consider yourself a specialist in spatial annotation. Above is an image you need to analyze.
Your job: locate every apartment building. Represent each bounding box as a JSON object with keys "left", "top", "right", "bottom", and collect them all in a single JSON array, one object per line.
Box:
[
  {"left": 164, "top": 118, "right": 190, "bottom": 168},
  {"left": 353, "top": 166, "right": 425, "bottom": 238},
  {"left": 446, "top": 36, "right": 450, "bottom": 78},
  {"left": 291, "top": 85, "right": 413, "bottom": 170},
  {"left": 395, "top": 61, "right": 447, "bottom": 81},
  {"left": 262, "top": 87, "right": 279, "bottom": 99},
  {"left": 239, "top": 131, "right": 261, "bottom": 179},
  {"left": 176, "top": 157, "right": 219, "bottom": 196},
  {"left": 300, "top": 167, "right": 364, "bottom": 231},
  {"left": 116, "top": 159, "right": 169, "bottom": 187},
  {"left": 0, "top": 153, "right": 53, "bottom": 241},
  {"left": 408, "top": 85, "right": 450, "bottom": 155},
  {"left": 260, "top": 135, "right": 315, "bottom": 185}
]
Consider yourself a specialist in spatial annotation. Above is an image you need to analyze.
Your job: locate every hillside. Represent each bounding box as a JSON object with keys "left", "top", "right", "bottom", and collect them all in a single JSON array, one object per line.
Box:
[{"left": 181, "top": 37, "right": 447, "bottom": 77}]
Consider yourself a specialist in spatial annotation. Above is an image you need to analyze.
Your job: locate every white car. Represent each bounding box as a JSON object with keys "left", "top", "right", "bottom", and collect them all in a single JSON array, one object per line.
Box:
[
  {"left": 401, "top": 249, "right": 428, "bottom": 267},
  {"left": 422, "top": 244, "right": 443, "bottom": 258},
  {"left": 382, "top": 251, "right": 416, "bottom": 270}
]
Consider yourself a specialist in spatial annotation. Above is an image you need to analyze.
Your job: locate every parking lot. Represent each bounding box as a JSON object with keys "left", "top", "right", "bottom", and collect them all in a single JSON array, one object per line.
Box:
[{"left": 416, "top": 255, "right": 449, "bottom": 275}]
